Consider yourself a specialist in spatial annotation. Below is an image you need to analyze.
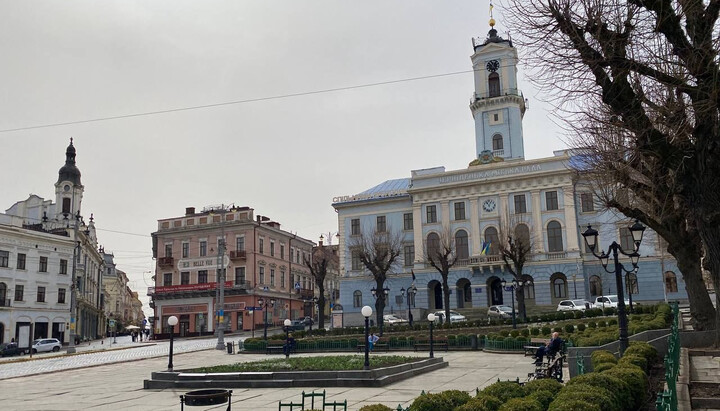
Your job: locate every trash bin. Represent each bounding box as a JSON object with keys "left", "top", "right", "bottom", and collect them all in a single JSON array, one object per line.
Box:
[
  {"left": 470, "top": 334, "right": 478, "bottom": 350},
  {"left": 226, "top": 341, "right": 234, "bottom": 354}
]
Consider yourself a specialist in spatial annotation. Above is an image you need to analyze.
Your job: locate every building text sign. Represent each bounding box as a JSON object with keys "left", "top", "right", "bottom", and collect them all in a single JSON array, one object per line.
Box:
[
  {"left": 177, "top": 255, "right": 230, "bottom": 271},
  {"left": 154, "top": 281, "right": 233, "bottom": 294},
  {"left": 438, "top": 164, "right": 543, "bottom": 184}
]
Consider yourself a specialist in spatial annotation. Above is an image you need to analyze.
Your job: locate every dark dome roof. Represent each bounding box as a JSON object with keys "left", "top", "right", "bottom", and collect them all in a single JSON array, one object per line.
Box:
[{"left": 57, "top": 140, "right": 81, "bottom": 185}]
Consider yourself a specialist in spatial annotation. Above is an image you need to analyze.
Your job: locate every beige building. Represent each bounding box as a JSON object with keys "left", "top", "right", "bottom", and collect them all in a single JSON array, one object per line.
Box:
[{"left": 102, "top": 252, "right": 144, "bottom": 331}]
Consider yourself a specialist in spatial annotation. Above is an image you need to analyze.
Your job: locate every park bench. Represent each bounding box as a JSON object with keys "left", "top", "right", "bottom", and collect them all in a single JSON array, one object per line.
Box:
[
  {"left": 526, "top": 354, "right": 565, "bottom": 383},
  {"left": 413, "top": 339, "right": 448, "bottom": 352},
  {"left": 266, "top": 340, "right": 295, "bottom": 355},
  {"left": 523, "top": 338, "right": 550, "bottom": 356},
  {"left": 356, "top": 342, "right": 389, "bottom": 352}
]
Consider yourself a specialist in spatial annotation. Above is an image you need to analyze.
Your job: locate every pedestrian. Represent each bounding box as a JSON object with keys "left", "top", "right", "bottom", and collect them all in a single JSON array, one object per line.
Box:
[
  {"left": 534, "top": 332, "right": 563, "bottom": 365},
  {"left": 368, "top": 333, "right": 379, "bottom": 351}
]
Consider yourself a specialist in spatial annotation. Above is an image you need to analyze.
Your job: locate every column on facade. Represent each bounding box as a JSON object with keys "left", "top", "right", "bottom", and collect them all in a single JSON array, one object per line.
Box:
[
  {"left": 469, "top": 198, "right": 481, "bottom": 255},
  {"left": 531, "top": 190, "right": 545, "bottom": 253},
  {"left": 440, "top": 201, "right": 450, "bottom": 227},
  {"left": 412, "top": 205, "right": 424, "bottom": 265},
  {"left": 562, "top": 186, "right": 580, "bottom": 251}
]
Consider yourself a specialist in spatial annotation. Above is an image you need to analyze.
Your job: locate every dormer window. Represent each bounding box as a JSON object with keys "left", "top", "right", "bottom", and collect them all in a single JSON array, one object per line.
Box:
[{"left": 488, "top": 72, "right": 500, "bottom": 97}]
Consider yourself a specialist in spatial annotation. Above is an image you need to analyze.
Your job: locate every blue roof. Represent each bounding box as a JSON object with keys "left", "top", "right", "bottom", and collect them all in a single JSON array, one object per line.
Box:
[{"left": 333, "top": 178, "right": 411, "bottom": 206}]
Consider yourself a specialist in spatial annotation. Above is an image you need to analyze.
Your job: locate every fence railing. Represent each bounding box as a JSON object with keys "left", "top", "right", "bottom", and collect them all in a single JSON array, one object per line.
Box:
[
  {"left": 656, "top": 302, "right": 679, "bottom": 411},
  {"left": 242, "top": 336, "right": 481, "bottom": 352}
]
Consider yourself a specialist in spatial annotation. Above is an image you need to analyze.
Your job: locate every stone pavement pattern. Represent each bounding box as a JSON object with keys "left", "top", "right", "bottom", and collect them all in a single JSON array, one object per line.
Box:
[{"left": 0, "top": 350, "right": 543, "bottom": 410}]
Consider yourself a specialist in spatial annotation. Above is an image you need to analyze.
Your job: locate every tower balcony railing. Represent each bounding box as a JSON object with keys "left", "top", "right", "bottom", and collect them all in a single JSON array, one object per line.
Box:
[{"left": 471, "top": 89, "right": 522, "bottom": 102}]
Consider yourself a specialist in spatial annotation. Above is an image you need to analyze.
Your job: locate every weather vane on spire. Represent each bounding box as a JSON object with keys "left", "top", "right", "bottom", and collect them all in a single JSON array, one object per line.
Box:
[{"left": 489, "top": 1, "right": 496, "bottom": 27}]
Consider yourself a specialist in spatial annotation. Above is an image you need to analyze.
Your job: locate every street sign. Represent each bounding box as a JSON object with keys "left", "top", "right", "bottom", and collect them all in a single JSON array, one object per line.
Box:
[{"left": 294, "top": 282, "right": 301, "bottom": 290}]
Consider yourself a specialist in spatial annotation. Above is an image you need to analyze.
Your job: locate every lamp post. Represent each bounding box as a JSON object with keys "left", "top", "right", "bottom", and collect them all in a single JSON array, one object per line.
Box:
[
  {"left": 582, "top": 220, "right": 646, "bottom": 355},
  {"left": 400, "top": 286, "right": 417, "bottom": 326},
  {"left": 167, "top": 315, "right": 178, "bottom": 371},
  {"left": 370, "top": 286, "right": 389, "bottom": 334},
  {"left": 258, "top": 298, "right": 275, "bottom": 340},
  {"left": 283, "top": 318, "right": 292, "bottom": 359},
  {"left": 361, "top": 305, "right": 372, "bottom": 370},
  {"left": 427, "top": 313, "right": 436, "bottom": 358},
  {"left": 500, "top": 278, "right": 530, "bottom": 329},
  {"left": 309, "top": 297, "right": 317, "bottom": 334}
]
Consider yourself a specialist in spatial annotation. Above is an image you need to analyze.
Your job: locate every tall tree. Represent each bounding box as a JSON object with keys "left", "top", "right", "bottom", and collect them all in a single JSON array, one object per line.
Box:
[
  {"left": 505, "top": 0, "right": 720, "bottom": 342},
  {"left": 304, "top": 241, "right": 338, "bottom": 330},
  {"left": 350, "top": 229, "right": 403, "bottom": 335},
  {"left": 424, "top": 226, "right": 459, "bottom": 324},
  {"left": 498, "top": 216, "right": 534, "bottom": 321}
]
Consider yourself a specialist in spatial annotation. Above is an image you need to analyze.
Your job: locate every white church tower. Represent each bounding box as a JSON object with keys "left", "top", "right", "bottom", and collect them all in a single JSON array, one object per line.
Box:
[
  {"left": 54, "top": 138, "right": 84, "bottom": 223},
  {"left": 469, "top": 11, "right": 526, "bottom": 161}
]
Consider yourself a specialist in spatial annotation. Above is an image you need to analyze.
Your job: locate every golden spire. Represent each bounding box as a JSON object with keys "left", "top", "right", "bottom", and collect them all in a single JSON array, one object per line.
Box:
[{"left": 489, "top": 1, "right": 496, "bottom": 27}]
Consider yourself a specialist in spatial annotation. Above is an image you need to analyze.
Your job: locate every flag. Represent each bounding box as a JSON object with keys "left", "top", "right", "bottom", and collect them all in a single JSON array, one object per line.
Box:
[
  {"left": 411, "top": 270, "right": 416, "bottom": 282},
  {"left": 481, "top": 241, "right": 491, "bottom": 255}
]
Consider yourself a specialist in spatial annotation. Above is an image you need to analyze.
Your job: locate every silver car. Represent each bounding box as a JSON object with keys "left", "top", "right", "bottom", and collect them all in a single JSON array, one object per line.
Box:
[
  {"left": 487, "top": 305, "right": 514, "bottom": 321},
  {"left": 31, "top": 338, "right": 62, "bottom": 353}
]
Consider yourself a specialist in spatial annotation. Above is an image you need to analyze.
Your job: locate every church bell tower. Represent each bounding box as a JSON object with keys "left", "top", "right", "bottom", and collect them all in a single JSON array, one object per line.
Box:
[{"left": 54, "top": 138, "right": 84, "bottom": 222}]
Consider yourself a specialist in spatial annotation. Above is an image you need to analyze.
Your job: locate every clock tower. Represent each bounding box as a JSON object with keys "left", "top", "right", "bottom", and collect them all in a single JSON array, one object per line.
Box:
[
  {"left": 54, "top": 138, "right": 84, "bottom": 222},
  {"left": 469, "top": 15, "right": 526, "bottom": 161}
]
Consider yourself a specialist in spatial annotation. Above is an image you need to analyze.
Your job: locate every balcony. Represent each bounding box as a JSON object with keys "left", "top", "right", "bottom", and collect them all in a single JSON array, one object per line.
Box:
[
  {"left": 545, "top": 252, "right": 567, "bottom": 260},
  {"left": 229, "top": 250, "right": 247, "bottom": 260},
  {"left": 298, "top": 288, "right": 314, "bottom": 299},
  {"left": 0, "top": 299, "right": 10, "bottom": 307},
  {"left": 158, "top": 257, "right": 174, "bottom": 267}
]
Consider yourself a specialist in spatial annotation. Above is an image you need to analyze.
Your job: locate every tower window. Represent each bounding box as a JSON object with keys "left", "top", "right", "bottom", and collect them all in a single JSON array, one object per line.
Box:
[
  {"left": 62, "top": 198, "right": 71, "bottom": 214},
  {"left": 488, "top": 72, "right": 500, "bottom": 97},
  {"left": 492, "top": 134, "right": 503, "bottom": 151}
]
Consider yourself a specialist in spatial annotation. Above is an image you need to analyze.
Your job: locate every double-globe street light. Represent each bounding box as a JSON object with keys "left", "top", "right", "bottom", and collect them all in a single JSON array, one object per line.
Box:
[
  {"left": 258, "top": 297, "right": 275, "bottom": 340},
  {"left": 400, "top": 285, "right": 417, "bottom": 326},
  {"left": 427, "top": 313, "right": 436, "bottom": 358},
  {"left": 582, "top": 220, "right": 646, "bottom": 355},
  {"left": 500, "top": 278, "right": 531, "bottom": 329},
  {"left": 167, "top": 315, "right": 178, "bottom": 371},
  {"left": 361, "top": 305, "right": 373, "bottom": 370},
  {"left": 283, "top": 318, "right": 292, "bottom": 359}
]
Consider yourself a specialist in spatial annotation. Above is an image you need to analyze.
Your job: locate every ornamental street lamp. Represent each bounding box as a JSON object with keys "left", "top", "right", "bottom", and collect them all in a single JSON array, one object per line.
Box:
[
  {"left": 400, "top": 286, "right": 417, "bottom": 326},
  {"left": 167, "top": 315, "right": 178, "bottom": 371},
  {"left": 361, "top": 305, "right": 373, "bottom": 370},
  {"left": 427, "top": 313, "right": 436, "bottom": 358},
  {"left": 283, "top": 318, "right": 292, "bottom": 359},
  {"left": 582, "top": 220, "right": 645, "bottom": 355},
  {"left": 500, "top": 278, "right": 531, "bottom": 329},
  {"left": 258, "top": 298, "right": 275, "bottom": 340}
]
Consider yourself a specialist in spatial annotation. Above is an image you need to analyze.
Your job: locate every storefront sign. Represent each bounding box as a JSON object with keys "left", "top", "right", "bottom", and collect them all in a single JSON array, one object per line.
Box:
[
  {"left": 154, "top": 281, "right": 232, "bottom": 294},
  {"left": 163, "top": 304, "right": 208, "bottom": 314}
]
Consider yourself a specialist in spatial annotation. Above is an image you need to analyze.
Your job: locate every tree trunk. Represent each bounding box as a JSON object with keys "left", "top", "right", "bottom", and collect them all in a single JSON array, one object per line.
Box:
[
  {"left": 672, "top": 245, "right": 716, "bottom": 331},
  {"left": 693, "top": 223, "right": 720, "bottom": 346},
  {"left": 516, "top": 287, "right": 527, "bottom": 321},
  {"left": 375, "top": 279, "right": 386, "bottom": 336},
  {"left": 317, "top": 291, "right": 326, "bottom": 330},
  {"left": 442, "top": 276, "right": 451, "bottom": 325}
]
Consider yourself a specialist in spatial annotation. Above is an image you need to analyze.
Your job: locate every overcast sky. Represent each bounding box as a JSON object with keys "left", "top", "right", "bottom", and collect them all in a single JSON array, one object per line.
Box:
[{"left": 0, "top": 1, "right": 566, "bottom": 316}]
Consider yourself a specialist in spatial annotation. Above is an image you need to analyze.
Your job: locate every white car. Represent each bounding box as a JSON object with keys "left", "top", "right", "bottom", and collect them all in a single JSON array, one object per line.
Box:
[
  {"left": 593, "top": 295, "right": 630, "bottom": 309},
  {"left": 432, "top": 310, "right": 467, "bottom": 323},
  {"left": 31, "top": 338, "right": 62, "bottom": 353},
  {"left": 383, "top": 314, "right": 409, "bottom": 325},
  {"left": 557, "top": 299, "right": 592, "bottom": 311}
]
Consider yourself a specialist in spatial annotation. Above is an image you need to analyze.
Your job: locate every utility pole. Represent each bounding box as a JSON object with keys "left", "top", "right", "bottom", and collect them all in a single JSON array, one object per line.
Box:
[
  {"left": 67, "top": 211, "right": 80, "bottom": 353},
  {"left": 215, "top": 205, "right": 228, "bottom": 351}
]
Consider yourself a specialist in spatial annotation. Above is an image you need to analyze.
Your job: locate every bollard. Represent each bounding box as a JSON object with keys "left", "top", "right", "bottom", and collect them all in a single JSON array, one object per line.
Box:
[{"left": 226, "top": 341, "right": 234, "bottom": 354}]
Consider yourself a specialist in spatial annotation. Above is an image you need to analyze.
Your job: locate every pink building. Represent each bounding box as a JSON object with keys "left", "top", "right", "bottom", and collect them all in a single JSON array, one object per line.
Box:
[{"left": 149, "top": 206, "right": 315, "bottom": 337}]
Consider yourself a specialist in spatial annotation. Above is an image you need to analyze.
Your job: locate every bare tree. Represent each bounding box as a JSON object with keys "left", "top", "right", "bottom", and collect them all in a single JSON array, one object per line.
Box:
[
  {"left": 349, "top": 228, "right": 403, "bottom": 335},
  {"left": 304, "top": 242, "right": 338, "bottom": 330},
  {"left": 504, "top": 0, "right": 720, "bottom": 342},
  {"left": 424, "top": 225, "right": 459, "bottom": 324},
  {"left": 497, "top": 215, "right": 534, "bottom": 321}
]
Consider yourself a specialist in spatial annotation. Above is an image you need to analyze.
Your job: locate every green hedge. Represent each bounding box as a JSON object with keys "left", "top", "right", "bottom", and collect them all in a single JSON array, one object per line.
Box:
[
  {"left": 455, "top": 394, "right": 502, "bottom": 411},
  {"left": 498, "top": 397, "right": 543, "bottom": 411},
  {"left": 590, "top": 350, "right": 617, "bottom": 369}
]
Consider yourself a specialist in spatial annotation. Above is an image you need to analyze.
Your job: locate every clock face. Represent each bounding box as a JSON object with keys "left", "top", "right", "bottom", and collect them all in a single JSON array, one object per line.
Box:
[
  {"left": 486, "top": 59, "right": 500, "bottom": 72},
  {"left": 483, "top": 199, "right": 496, "bottom": 212},
  {"left": 63, "top": 185, "right": 70, "bottom": 192}
]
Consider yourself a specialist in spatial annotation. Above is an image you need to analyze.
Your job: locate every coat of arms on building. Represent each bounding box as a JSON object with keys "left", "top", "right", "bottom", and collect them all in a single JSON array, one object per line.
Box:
[{"left": 469, "top": 150, "right": 504, "bottom": 166}]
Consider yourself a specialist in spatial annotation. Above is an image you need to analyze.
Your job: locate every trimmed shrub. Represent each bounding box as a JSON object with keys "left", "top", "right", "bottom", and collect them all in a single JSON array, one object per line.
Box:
[
  {"left": 591, "top": 350, "right": 617, "bottom": 369},
  {"left": 481, "top": 381, "right": 526, "bottom": 403},
  {"left": 548, "top": 399, "right": 601, "bottom": 411},
  {"left": 510, "top": 330, "right": 520, "bottom": 338},
  {"left": 457, "top": 394, "right": 502, "bottom": 411},
  {"left": 498, "top": 397, "right": 543, "bottom": 411},
  {"left": 553, "top": 326, "right": 563, "bottom": 333},
  {"left": 530, "top": 328, "right": 540, "bottom": 336},
  {"left": 523, "top": 378, "right": 563, "bottom": 395},
  {"left": 555, "top": 312, "right": 566, "bottom": 321},
  {"left": 564, "top": 324, "right": 575, "bottom": 333},
  {"left": 608, "top": 318, "right": 617, "bottom": 326},
  {"left": 597, "top": 321, "right": 607, "bottom": 328},
  {"left": 541, "top": 326, "right": 552, "bottom": 336},
  {"left": 603, "top": 366, "right": 648, "bottom": 410},
  {"left": 574, "top": 311, "right": 585, "bottom": 319},
  {"left": 625, "top": 341, "right": 658, "bottom": 364},
  {"left": 359, "top": 405, "right": 393, "bottom": 411},
  {"left": 551, "top": 383, "right": 619, "bottom": 411},
  {"left": 618, "top": 354, "right": 648, "bottom": 372},
  {"left": 602, "top": 307, "right": 617, "bottom": 316},
  {"left": 577, "top": 323, "right": 586, "bottom": 332},
  {"left": 409, "top": 393, "right": 453, "bottom": 411},
  {"left": 528, "top": 390, "right": 554, "bottom": 409},
  {"left": 438, "top": 390, "right": 471, "bottom": 408},
  {"left": 520, "top": 328, "right": 530, "bottom": 337},
  {"left": 588, "top": 321, "right": 597, "bottom": 328},
  {"left": 593, "top": 362, "right": 616, "bottom": 373},
  {"left": 566, "top": 373, "right": 631, "bottom": 410}
]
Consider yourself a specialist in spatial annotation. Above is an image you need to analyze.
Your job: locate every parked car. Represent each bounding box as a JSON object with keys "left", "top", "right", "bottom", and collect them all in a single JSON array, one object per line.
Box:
[
  {"left": 0, "top": 342, "right": 22, "bottom": 357},
  {"left": 302, "top": 316, "right": 314, "bottom": 326},
  {"left": 288, "top": 320, "right": 306, "bottom": 331},
  {"left": 593, "top": 295, "right": 630, "bottom": 309},
  {"left": 383, "top": 314, "right": 409, "bottom": 326},
  {"left": 557, "top": 299, "right": 592, "bottom": 311},
  {"left": 31, "top": 338, "right": 62, "bottom": 354},
  {"left": 432, "top": 310, "right": 467, "bottom": 323},
  {"left": 487, "top": 305, "right": 514, "bottom": 320}
]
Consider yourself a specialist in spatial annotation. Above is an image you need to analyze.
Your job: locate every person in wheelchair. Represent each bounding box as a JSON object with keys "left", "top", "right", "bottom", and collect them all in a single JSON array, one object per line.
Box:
[{"left": 533, "top": 332, "right": 563, "bottom": 365}]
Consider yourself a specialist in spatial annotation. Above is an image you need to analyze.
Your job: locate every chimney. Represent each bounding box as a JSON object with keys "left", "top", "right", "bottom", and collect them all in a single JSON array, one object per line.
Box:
[
  {"left": 185, "top": 207, "right": 195, "bottom": 216},
  {"left": 256, "top": 215, "right": 262, "bottom": 223}
]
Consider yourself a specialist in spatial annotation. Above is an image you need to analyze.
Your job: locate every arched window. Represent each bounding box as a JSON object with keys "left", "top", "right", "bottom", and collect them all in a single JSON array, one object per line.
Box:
[
  {"left": 426, "top": 232, "right": 440, "bottom": 259},
  {"left": 589, "top": 275, "right": 603, "bottom": 296},
  {"left": 492, "top": 134, "right": 503, "bottom": 151},
  {"left": 484, "top": 227, "right": 499, "bottom": 255},
  {"left": 514, "top": 224, "right": 531, "bottom": 250},
  {"left": 664, "top": 271, "right": 678, "bottom": 293},
  {"left": 455, "top": 230, "right": 469, "bottom": 260},
  {"left": 547, "top": 221, "right": 564, "bottom": 252},
  {"left": 488, "top": 72, "right": 500, "bottom": 97},
  {"left": 522, "top": 275, "right": 535, "bottom": 299},
  {"left": 353, "top": 290, "right": 362, "bottom": 308},
  {"left": 550, "top": 273, "right": 568, "bottom": 299}
]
